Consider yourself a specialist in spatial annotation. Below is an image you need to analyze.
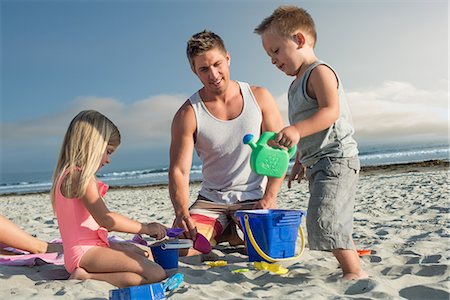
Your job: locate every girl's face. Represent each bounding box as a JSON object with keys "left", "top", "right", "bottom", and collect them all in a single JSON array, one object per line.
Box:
[
  {"left": 261, "top": 32, "right": 301, "bottom": 77},
  {"left": 99, "top": 145, "right": 117, "bottom": 170}
]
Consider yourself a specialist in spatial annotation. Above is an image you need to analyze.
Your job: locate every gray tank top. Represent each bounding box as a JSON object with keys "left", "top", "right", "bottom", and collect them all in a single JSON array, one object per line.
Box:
[
  {"left": 288, "top": 61, "right": 358, "bottom": 167},
  {"left": 189, "top": 81, "right": 267, "bottom": 204}
]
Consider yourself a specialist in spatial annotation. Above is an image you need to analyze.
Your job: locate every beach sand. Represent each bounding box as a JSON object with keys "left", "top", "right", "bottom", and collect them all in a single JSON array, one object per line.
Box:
[{"left": 1, "top": 161, "right": 449, "bottom": 299}]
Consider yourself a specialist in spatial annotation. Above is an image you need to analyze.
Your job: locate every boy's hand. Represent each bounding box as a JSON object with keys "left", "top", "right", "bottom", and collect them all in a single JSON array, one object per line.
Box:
[
  {"left": 287, "top": 160, "right": 307, "bottom": 189},
  {"left": 275, "top": 126, "right": 300, "bottom": 148},
  {"left": 145, "top": 222, "right": 167, "bottom": 240}
]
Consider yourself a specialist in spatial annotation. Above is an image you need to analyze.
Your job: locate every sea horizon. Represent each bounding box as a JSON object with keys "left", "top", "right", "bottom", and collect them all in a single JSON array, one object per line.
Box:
[{"left": 1, "top": 142, "right": 448, "bottom": 196}]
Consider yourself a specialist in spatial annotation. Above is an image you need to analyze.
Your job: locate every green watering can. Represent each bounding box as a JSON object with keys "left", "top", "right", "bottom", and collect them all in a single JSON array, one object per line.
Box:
[{"left": 243, "top": 131, "right": 297, "bottom": 178}]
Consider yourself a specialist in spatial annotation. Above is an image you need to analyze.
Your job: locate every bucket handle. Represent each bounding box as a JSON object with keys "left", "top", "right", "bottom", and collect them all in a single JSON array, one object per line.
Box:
[{"left": 243, "top": 214, "right": 305, "bottom": 262}]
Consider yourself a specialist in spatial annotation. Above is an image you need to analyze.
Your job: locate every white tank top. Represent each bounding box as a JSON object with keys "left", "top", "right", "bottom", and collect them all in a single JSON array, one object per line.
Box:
[{"left": 189, "top": 81, "right": 267, "bottom": 204}]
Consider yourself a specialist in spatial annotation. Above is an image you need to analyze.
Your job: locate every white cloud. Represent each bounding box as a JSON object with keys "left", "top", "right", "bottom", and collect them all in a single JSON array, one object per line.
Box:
[
  {"left": 273, "top": 80, "right": 449, "bottom": 144},
  {"left": 2, "top": 94, "right": 188, "bottom": 150},
  {"left": 2, "top": 80, "right": 448, "bottom": 172}
]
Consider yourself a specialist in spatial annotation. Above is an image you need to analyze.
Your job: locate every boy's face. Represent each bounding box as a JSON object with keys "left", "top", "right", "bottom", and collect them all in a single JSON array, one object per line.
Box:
[
  {"left": 191, "top": 47, "right": 231, "bottom": 95},
  {"left": 261, "top": 32, "right": 301, "bottom": 77}
]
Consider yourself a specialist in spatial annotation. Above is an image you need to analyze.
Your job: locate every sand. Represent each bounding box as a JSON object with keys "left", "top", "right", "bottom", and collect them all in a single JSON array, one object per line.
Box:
[{"left": 0, "top": 161, "right": 449, "bottom": 299}]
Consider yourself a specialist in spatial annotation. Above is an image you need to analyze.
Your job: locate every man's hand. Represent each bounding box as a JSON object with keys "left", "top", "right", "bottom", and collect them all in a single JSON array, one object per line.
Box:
[
  {"left": 173, "top": 214, "right": 197, "bottom": 241},
  {"left": 252, "top": 196, "right": 277, "bottom": 210}
]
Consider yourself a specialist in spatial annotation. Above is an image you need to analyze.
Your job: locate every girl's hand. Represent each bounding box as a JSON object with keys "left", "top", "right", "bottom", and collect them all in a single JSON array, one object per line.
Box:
[
  {"left": 144, "top": 222, "right": 167, "bottom": 240},
  {"left": 287, "top": 159, "right": 307, "bottom": 189}
]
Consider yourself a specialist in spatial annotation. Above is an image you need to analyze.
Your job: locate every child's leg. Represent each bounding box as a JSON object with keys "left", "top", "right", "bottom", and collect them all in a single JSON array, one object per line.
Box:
[
  {"left": 306, "top": 157, "right": 367, "bottom": 279},
  {"left": 74, "top": 245, "right": 167, "bottom": 288},
  {"left": 110, "top": 242, "right": 153, "bottom": 260},
  {"left": 332, "top": 248, "right": 367, "bottom": 280},
  {"left": 0, "top": 215, "right": 48, "bottom": 254}
]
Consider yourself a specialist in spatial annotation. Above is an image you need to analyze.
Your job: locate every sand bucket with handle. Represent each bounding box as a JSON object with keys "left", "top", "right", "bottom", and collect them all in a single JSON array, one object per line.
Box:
[
  {"left": 235, "top": 209, "right": 306, "bottom": 262},
  {"left": 150, "top": 239, "right": 192, "bottom": 270}
]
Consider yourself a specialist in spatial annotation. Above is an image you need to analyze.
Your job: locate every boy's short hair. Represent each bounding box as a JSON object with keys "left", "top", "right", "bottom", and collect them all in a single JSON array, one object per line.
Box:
[
  {"left": 254, "top": 6, "right": 317, "bottom": 47},
  {"left": 186, "top": 30, "right": 227, "bottom": 68}
]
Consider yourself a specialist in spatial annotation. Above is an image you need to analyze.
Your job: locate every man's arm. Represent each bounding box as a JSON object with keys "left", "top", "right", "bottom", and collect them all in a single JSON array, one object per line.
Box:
[
  {"left": 251, "top": 86, "right": 286, "bottom": 209},
  {"left": 168, "top": 100, "right": 197, "bottom": 239}
]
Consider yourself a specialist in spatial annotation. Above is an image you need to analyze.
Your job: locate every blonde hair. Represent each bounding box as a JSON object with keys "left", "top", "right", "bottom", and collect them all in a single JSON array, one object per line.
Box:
[
  {"left": 186, "top": 30, "right": 227, "bottom": 69},
  {"left": 254, "top": 6, "right": 317, "bottom": 47},
  {"left": 50, "top": 110, "right": 120, "bottom": 209}
]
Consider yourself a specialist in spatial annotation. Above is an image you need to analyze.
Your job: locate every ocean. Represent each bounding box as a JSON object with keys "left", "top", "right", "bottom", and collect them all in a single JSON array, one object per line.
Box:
[{"left": 1, "top": 143, "right": 448, "bottom": 196}]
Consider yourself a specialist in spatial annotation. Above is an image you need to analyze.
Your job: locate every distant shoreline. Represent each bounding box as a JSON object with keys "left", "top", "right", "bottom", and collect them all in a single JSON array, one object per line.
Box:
[{"left": 1, "top": 159, "right": 448, "bottom": 197}]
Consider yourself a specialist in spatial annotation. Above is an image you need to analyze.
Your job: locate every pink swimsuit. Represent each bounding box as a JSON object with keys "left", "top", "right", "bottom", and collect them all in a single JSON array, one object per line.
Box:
[{"left": 55, "top": 173, "right": 110, "bottom": 273}]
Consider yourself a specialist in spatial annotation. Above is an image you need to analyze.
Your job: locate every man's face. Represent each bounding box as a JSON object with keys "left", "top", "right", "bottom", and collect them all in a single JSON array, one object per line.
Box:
[{"left": 191, "top": 48, "right": 230, "bottom": 95}]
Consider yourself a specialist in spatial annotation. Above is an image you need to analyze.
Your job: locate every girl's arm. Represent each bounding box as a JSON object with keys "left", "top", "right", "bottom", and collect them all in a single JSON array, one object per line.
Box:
[{"left": 82, "top": 179, "right": 166, "bottom": 239}]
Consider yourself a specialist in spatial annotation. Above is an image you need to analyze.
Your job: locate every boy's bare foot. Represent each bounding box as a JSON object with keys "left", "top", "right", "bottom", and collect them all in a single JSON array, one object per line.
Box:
[
  {"left": 69, "top": 268, "right": 90, "bottom": 280},
  {"left": 343, "top": 270, "right": 369, "bottom": 280}
]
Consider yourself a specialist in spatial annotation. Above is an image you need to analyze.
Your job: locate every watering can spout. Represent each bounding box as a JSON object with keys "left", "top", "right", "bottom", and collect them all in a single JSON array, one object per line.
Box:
[{"left": 243, "top": 134, "right": 257, "bottom": 150}]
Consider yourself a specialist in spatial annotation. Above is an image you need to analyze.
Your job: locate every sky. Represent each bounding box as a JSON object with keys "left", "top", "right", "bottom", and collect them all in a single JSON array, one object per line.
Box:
[{"left": 1, "top": 0, "right": 448, "bottom": 178}]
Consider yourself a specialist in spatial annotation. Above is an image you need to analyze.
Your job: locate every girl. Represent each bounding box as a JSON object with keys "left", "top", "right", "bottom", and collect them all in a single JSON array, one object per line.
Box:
[{"left": 51, "top": 110, "right": 167, "bottom": 287}]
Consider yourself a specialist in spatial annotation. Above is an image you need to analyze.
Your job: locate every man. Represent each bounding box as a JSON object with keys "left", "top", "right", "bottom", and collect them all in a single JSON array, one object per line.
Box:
[{"left": 169, "top": 30, "right": 285, "bottom": 255}]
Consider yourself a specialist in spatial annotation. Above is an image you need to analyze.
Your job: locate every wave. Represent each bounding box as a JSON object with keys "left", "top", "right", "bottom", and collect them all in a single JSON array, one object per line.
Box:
[{"left": 1, "top": 145, "right": 448, "bottom": 195}]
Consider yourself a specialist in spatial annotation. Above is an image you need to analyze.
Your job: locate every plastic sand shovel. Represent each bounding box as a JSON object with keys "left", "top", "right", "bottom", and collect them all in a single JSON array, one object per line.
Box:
[
  {"left": 253, "top": 261, "right": 289, "bottom": 275},
  {"left": 193, "top": 232, "right": 212, "bottom": 254},
  {"left": 243, "top": 132, "right": 297, "bottom": 178}
]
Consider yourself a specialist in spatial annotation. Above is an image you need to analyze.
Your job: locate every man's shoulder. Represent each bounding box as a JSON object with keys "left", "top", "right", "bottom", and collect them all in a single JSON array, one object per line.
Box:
[
  {"left": 248, "top": 85, "right": 273, "bottom": 107},
  {"left": 173, "top": 100, "right": 195, "bottom": 124}
]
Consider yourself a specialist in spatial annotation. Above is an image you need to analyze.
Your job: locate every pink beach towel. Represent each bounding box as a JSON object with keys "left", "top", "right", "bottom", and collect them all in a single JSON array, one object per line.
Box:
[
  {"left": 0, "top": 236, "right": 144, "bottom": 267},
  {"left": 0, "top": 252, "right": 64, "bottom": 267}
]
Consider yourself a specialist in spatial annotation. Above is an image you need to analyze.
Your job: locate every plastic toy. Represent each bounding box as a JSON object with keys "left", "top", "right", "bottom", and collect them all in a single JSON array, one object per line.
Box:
[
  {"left": 253, "top": 261, "right": 288, "bottom": 275},
  {"left": 231, "top": 268, "right": 250, "bottom": 273},
  {"left": 150, "top": 239, "right": 193, "bottom": 270},
  {"left": 109, "top": 272, "right": 184, "bottom": 300},
  {"left": 204, "top": 260, "right": 228, "bottom": 267},
  {"left": 243, "top": 132, "right": 297, "bottom": 178},
  {"left": 166, "top": 228, "right": 185, "bottom": 238},
  {"left": 357, "top": 249, "right": 372, "bottom": 256},
  {"left": 193, "top": 232, "right": 212, "bottom": 254}
]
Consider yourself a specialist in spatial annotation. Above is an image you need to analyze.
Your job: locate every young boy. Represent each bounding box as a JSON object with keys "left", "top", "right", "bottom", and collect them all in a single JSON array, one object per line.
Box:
[{"left": 254, "top": 6, "right": 367, "bottom": 280}]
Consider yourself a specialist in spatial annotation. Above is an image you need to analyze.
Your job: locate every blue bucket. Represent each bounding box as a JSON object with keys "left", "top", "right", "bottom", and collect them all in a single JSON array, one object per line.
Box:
[
  {"left": 150, "top": 239, "right": 193, "bottom": 270},
  {"left": 235, "top": 209, "right": 306, "bottom": 262}
]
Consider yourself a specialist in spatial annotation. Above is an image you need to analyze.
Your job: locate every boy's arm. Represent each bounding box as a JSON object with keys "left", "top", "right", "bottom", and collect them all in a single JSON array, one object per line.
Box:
[
  {"left": 251, "top": 86, "right": 285, "bottom": 209},
  {"left": 168, "top": 101, "right": 197, "bottom": 239},
  {"left": 275, "top": 65, "right": 340, "bottom": 147}
]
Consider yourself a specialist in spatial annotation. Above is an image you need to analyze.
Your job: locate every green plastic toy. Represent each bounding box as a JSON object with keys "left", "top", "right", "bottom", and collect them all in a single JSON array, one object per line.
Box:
[{"left": 243, "top": 131, "right": 297, "bottom": 178}]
